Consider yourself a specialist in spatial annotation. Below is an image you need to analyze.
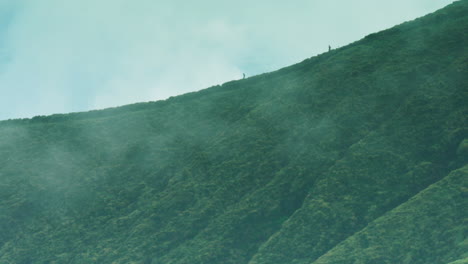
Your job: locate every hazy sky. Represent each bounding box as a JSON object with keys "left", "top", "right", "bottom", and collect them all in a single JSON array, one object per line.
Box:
[{"left": 0, "top": 0, "right": 454, "bottom": 120}]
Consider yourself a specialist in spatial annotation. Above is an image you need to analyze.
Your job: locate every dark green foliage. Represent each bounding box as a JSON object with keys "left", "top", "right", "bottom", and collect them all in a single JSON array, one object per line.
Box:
[
  {"left": 0, "top": 1, "right": 467, "bottom": 263},
  {"left": 312, "top": 165, "right": 468, "bottom": 264}
]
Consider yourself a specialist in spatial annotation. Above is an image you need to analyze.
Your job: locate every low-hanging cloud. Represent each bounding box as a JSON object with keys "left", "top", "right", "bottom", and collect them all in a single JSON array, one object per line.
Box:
[{"left": 0, "top": 0, "right": 453, "bottom": 120}]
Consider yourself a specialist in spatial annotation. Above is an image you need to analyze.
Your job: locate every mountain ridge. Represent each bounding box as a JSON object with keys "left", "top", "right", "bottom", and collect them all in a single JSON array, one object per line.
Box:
[
  {"left": 1, "top": 0, "right": 462, "bottom": 125},
  {"left": 0, "top": 1, "right": 466, "bottom": 263},
  {"left": 312, "top": 165, "right": 467, "bottom": 264}
]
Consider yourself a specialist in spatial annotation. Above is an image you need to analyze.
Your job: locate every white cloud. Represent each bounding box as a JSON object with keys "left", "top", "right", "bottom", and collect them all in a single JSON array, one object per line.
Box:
[{"left": 0, "top": 0, "right": 453, "bottom": 120}]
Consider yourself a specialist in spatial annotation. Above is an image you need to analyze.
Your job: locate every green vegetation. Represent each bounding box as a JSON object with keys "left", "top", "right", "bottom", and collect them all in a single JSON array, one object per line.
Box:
[
  {"left": 312, "top": 165, "right": 467, "bottom": 264},
  {"left": 0, "top": 1, "right": 467, "bottom": 263}
]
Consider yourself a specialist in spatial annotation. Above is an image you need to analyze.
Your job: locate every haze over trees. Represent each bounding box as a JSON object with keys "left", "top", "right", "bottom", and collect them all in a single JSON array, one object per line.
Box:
[{"left": 0, "top": 1, "right": 467, "bottom": 263}]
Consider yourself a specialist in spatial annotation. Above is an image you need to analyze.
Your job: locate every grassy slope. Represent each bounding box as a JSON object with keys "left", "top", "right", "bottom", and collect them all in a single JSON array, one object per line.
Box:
[
  {"left": 249, "top": 1, "right": 468, "bottom": 263},
  {"left": 312, "top": 165, "right": 467, "bottom": 264},
  {"left": 0, "top": 1, "right": 466, "bottom": 263}
]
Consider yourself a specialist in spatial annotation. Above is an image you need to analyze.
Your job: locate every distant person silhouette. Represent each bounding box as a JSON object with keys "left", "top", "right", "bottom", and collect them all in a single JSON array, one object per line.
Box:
[
  {"left": 329, "top": 45, "right": 331, "bottom": 51},
  {"left": 243, "top": 73, "right": 246, "bottom": 79}
]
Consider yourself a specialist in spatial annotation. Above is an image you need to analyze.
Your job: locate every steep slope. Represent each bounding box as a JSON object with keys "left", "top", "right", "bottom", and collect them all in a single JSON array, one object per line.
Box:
[
  {"left": 312, "top": 165, "right": 467, "bottom": 264},
  {"left": 247, "top": 1, "right": 468, "bottom": 263},
  {"left": 0, "top": 1, "right": 467, "bottom": 263}
]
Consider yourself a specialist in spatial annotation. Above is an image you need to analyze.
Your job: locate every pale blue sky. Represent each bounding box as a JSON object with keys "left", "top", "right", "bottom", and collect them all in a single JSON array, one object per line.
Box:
[{"left": 0, "top": 0, "right": 454, "bottom": 120}]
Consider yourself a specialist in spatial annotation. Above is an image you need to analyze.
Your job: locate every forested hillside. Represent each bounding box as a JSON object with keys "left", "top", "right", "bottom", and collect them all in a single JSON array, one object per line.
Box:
[{"left": 0, "top": 1, "right": 467, "bottom": 263}]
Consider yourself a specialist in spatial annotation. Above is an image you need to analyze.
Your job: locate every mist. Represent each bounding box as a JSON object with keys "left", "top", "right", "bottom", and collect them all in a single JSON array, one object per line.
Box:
[
  {"left": 0, "top": 0, "right": 453, "bottom": 120},
  {"left": 0, "top": 0, "right": 466, "bottom": 261}
]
